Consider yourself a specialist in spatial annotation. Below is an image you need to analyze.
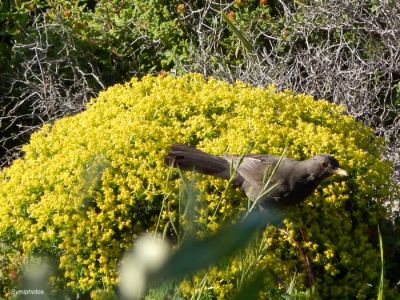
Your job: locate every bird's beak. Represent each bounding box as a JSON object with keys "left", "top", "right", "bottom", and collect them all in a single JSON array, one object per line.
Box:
[{"left": 333, "top": 168, "right": 348, "bottom": 176}]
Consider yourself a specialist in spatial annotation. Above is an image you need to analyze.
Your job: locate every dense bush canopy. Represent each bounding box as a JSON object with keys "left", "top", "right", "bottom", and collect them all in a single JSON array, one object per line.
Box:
[
  {"left": 1, "top": 1, "right": 399, "bottom": 188},
  {"left": 0, "top": 74, "right": 395, "bottom": 298}
]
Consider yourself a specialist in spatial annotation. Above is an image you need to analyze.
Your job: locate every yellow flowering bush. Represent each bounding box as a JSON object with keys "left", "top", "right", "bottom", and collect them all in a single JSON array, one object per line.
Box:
[{"left": 0, "top": 73, "right": 394, "bottom": 298}]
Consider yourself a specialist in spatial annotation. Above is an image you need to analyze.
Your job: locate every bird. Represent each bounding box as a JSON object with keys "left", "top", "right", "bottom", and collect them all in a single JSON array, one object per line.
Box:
[{"left": 165, "top": 144, "right": 348, "bottom": 209}]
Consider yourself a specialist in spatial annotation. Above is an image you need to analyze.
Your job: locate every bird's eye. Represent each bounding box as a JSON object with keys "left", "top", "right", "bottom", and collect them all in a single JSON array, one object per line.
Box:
[{"left": 321, "top": 161, "right": 328, "bottom": 168}]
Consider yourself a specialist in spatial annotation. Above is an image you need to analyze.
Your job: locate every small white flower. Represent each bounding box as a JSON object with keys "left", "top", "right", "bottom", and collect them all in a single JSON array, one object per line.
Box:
[
  {"left": 119, "top": 255, "right": 146, "bottom": 300},
  {"left": 119, "top": 234, "right": 170, "bottom": 299},
  {"left": 135, "top": 234, "right": 170, "bottom": 272}
]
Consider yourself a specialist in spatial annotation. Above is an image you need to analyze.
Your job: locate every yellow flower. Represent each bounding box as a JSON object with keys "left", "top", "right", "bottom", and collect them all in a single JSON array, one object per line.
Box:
[{"left": 0, "top": 73, "right": 393, "bottom": 298}]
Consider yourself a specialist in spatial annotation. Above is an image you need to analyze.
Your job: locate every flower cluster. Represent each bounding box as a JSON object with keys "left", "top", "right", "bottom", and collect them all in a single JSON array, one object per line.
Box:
[{"left": 0, "top": 73, "right": 393, "bottom": 298}]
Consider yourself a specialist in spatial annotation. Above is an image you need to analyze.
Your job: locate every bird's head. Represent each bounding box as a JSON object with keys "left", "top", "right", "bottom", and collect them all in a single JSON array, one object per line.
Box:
[{"left": 307, "top": 154, "right": 348, "bottom": 180}]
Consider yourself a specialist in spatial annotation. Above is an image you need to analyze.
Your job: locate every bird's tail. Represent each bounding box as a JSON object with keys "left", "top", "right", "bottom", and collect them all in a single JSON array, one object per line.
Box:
[{"left": 165, "top": 144, "right": 230, "bottom": 179}]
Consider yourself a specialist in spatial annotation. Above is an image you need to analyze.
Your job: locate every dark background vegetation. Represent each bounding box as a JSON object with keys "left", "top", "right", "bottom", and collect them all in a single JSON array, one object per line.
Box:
[{"left": 0, "top": 0, "right": 399, "bottom": 297}]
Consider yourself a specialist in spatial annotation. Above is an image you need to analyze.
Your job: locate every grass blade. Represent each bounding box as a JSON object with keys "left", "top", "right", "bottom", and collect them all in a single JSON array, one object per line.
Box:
[
  {"left": 222, "top": 12, "right": 253, "bottom": 52},
  {"left": 378, "top": 225, "right": 384, "bottom": 300}
]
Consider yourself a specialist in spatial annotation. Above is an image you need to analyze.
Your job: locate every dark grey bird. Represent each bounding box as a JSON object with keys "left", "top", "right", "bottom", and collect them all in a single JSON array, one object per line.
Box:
[{"left": 165, "top": 144, "right": 348, "bottom": 209}]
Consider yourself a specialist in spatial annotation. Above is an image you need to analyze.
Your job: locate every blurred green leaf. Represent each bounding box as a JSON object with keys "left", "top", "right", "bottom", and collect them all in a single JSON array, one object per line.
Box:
[
  {"left": 232, "top": 270, "right": 267, "bottom": 300},
  {"left": 152, "top": 211, "right": 273, "bottom": 282}
]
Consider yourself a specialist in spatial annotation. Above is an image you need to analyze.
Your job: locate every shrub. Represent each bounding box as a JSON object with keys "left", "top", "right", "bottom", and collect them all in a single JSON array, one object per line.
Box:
[
  {"left": 0, "top": 73, "right": 396, "bottom": 298},
  {"left": 1, "top": 0, "right": 186, "bottom": 167},
  {"left": 2, "top": 1, "right": 399, "bottom": 192}
]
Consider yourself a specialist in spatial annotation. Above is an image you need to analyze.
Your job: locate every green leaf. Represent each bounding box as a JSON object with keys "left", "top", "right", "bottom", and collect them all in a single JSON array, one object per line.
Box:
[
  {"left": 151, "top": 211, "right": 272, "bottom": 282},
  {"left": 222, "top": 12, "right": 253, "bottom": 53},
  {"left": 232, "top": 270, "right": 267, "bottom": 300}
]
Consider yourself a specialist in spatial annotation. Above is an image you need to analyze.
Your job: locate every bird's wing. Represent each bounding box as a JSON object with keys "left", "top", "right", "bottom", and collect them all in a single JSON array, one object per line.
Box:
[
  {"left": 246, "top": 154, "right": 296, "bottom": 163},
  {"left": 222, "top": 154, "right": 301, "bottom": 205},
  {"left": 223, "top": 155, "right": 275, "bottom": 186},
  {"left": 242, "top": 154, "right": 297, "bottom": 185},
  {"left": 245, "top": 154, "right": 281, "bottom": 161}
]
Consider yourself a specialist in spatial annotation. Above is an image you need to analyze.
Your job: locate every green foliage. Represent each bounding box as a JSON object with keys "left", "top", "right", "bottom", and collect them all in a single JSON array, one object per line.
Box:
[
  {"left": 0, "top": 0, "right": 42, "bottom": 84},
  {"left": 0, "top": 0, "right": 46, "bottom": 37},
  {"left": 44, "top": 0, "right": 186, "bottom": 78},
  {"left": 0, "top": 74, "right": 396, "bottom": 298}
]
